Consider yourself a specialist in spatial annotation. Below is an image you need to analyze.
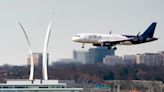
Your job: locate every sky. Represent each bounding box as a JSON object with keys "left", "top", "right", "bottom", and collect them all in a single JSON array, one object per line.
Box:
[{"left": 0, "top": 0, "right": 163, "bottom": 65}]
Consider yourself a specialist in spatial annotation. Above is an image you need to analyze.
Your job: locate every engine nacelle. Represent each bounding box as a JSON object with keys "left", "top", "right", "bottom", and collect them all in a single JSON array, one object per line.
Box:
[
  {"left": 93, "top": 42, "right": 111, "bottom": 46},
  {"left": 93, "top": 43, "right": 101, "bottom": 46}
]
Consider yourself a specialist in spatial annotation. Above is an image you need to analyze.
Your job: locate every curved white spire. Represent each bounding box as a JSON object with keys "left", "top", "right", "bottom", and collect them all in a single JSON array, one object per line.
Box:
[
  {"left": 42, "top": 16, "right": 54, "bottom": 80},
  {"left": 19, "top": 22, "right": 34, "bottom": 80}
]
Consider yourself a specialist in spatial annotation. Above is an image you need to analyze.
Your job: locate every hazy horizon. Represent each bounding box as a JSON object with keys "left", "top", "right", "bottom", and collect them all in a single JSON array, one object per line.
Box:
[{"left": 0, "top": 0, "right": 163, "bottom": 65}]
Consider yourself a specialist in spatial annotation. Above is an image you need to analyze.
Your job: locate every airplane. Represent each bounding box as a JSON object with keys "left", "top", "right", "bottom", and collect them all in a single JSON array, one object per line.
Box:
[{"left": 72, "top": 22, "right": 158, "bottom": 50}]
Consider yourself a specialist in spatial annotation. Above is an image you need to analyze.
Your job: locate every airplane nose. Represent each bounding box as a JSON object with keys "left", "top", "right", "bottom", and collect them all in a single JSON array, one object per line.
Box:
[
  {"left": 72, "top": 37, "right": 77, "bottom": 41},
  {"left": 72, "top": 36, "right": 81, "bottom": 42}
]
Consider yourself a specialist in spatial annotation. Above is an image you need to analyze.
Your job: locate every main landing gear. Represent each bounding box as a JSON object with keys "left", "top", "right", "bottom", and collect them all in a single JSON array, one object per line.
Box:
[
  {"left": 107, "top": 46, "right": 117, "bottom": 50},
  {"left": 113, "top": 46, "right": 117, "bottom": 50}
]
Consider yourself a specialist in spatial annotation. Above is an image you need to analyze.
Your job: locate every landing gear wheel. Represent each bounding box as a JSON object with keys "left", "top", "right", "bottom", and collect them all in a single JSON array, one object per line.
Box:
[
  {"left": 113, "top": 47, "right": 117, "bottom": 50},
  {"left": 107, "top": 46, "right": 111, "bottom": 50},
  {"left": 82, "top": 43, "right": 85, "bottom": 48}
]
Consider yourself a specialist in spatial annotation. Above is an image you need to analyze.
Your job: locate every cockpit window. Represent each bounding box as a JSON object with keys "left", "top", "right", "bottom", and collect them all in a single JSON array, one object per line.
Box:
[{"left": 75, "top": 35, "right": 81, "bottom": 37}]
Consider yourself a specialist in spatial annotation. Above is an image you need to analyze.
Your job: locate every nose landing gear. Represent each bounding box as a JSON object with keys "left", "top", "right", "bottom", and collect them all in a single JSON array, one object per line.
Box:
[{"left": 82, "top": 43, "right": 85, "bottom": 48}]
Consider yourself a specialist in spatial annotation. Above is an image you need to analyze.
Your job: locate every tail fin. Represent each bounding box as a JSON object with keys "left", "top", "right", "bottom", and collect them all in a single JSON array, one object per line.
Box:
[{"left": 141, "top": 22, "right": 157, "bottom": 38}]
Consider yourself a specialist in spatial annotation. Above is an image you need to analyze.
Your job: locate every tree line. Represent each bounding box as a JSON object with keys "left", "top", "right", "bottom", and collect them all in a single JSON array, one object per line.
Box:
[{"left": 0, "top": 63, "right": 164, "bottom": 83}]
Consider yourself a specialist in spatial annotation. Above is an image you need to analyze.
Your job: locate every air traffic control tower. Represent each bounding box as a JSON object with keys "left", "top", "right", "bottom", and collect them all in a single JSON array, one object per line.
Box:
[{"left": 0, "top": 18, "right": 83, "bottom": 92}]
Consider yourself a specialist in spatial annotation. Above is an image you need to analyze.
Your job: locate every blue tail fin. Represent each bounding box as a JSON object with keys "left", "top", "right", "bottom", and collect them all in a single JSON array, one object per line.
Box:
[{"left": 141, "top": 22, "right": 157, "bottom": 38}]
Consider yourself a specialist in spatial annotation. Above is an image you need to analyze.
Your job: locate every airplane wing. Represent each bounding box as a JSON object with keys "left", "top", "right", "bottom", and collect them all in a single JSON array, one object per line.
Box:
[{"left": 98, "top": 38, "right": 133, "bottom": 46}]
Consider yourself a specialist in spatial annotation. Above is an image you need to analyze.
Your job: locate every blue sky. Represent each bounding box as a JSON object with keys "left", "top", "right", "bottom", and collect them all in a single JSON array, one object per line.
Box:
[{"left": 0, "top": 0, "right": 163, "bottom": 65}]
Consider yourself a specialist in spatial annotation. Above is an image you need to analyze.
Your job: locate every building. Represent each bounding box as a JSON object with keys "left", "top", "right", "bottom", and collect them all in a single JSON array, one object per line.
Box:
[
  {"left": 158, "top": 51, "right": 164, "bottom": 65},
  {"left": 88, "top": 47, "right": 115, "bottom": 63},
  {"left": 73, "top": 50, "right": 89, "bottom": 64},
  {"left": 55, "top": 58, "right": 77, "bottom": 64},
  {"left": 73, "top": 47, "right": 115, "bottom": 64},
  {"left": 103, "top": 55, "right": 122, "bottom": 65},
  {"left": 136, "top": 53, "right": 163, "bottom": 66},
  {"left": 103, "top": 52, "right": 164, "bottom": 66},
  {"left": 27, "top": 53, "right": 49, "bottom": 66},
  {"left": 136, "top": 54, "right": 141, "bottom": 64},
  {"left": 123, "top": 55, "right": 136, "bottom": 65},
  {"left": 27, "top": 53, "right": 43, "bottom": 66}
]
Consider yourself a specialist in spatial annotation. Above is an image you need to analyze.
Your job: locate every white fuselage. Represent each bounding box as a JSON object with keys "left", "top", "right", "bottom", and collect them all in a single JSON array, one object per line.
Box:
[
  {"left": 72, "top": 33, "right": 133, "bottom": 45},
  {"left": 72, "top": 23, "right": 158, "bottom": 48}
]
